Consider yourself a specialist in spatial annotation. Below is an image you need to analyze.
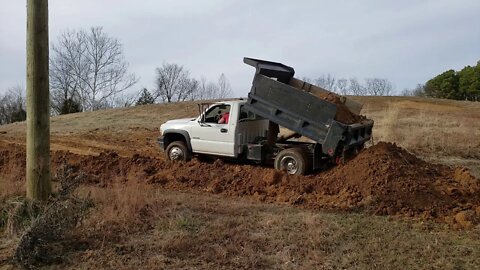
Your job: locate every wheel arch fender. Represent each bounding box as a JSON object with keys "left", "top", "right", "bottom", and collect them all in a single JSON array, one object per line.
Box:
[{"left": 162, "top": 129, "right": 192, "bottom": 151}]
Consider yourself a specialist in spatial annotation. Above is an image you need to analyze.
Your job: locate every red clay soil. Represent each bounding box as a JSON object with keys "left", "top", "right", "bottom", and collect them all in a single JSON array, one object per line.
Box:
[
  {"left": 320, "top": 92, "right": 364, "bottom": 124},
  {"left": 1, "top": 142, "right": 479, "bottom": 228}
]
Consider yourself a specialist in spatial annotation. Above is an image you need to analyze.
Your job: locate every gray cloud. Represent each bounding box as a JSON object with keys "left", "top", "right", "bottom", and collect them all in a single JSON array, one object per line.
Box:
[{"left": 1, "top": 0, "right": 479, "bottom": 96}]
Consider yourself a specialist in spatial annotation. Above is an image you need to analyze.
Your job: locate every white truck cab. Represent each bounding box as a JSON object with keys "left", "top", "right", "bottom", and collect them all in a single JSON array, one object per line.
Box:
[{"left": 159, "top": 100, "right": 268, "bottom": 161}]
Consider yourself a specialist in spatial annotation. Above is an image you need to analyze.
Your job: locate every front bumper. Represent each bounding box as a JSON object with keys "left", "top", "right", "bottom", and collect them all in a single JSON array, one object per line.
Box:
[{"left": 157, "top": 136, "right": 165, "bottom": 151}]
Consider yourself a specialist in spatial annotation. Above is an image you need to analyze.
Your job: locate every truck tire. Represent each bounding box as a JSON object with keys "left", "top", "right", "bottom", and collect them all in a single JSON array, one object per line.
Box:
[
  {"left": 274, "top": 148, "right": 311, "bottom": 175},
  {"left": 166, "top": 141, "right": 191, "bottom": 162}
]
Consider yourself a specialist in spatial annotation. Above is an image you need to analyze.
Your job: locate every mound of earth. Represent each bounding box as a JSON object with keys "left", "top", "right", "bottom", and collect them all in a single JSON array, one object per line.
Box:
[
  {"left": 1, "top": 142, "right": 479, "bottom": 228},
  {"left": 316, "top": 143, "right": 480, "bottom": 224}
]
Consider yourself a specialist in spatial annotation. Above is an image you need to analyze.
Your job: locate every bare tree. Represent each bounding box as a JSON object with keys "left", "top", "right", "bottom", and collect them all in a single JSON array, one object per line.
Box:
[
  {"left": 50, "top": 27, "right": 138, "bottom": 112},
  {"left": 365, "top": 78, "right": 393, "bottom": 96},
  {"left": 401, "top": 88, "right": 413, "bottom": 96},
  {"left": 207, "top": 82, "right": 220, "bottom": 98},
  {"left": 349, "top": 78, "right": 367, "bottom": 95},
  {"left": 180, "top": 77, "right": 199, "bottom": 101},
  {"left": 194, "top": 77, "right": 211, "bottom": 101},
  {"left": 402, "top": 84, "right": 425, "bottom": 97},
  {"left": 192, "top": 74, "right": 232, "bottom": 100},
  {"left": 301, "top": 77, "right": 313, "bottom": 84},
  {"left": 194, "top": 78, "right": 218, "bottom": 101},
  {"left": 109, "top": 91, "right": 139, "bottom": 108},
  {"left": 300, "top": 73, "right": 395, "bottom": 96},
  {"left": 315, "top": 74, "right": 336, "bottom": 91},
  {"left": 217, "top": 73, "right": 232, "bottom": 99},
  {"left": 0, "top": 86, "right": 26, "bottom": 125},
  {"left": 336, "top": 78, "right": 349, "bottom": 95},
  {"left": 50, "top": 31, "right": 84, "bottom": 114},
  {"left": 154, "top": 62, "right": 193, "bottom": 102}
]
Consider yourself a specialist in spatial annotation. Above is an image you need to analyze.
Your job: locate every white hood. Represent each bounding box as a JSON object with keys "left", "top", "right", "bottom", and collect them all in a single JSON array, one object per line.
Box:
[
  {"left": 160, "top": 117, "right": 196, "bottom": 134},
  {"left": 164, "top": 118, "right": 196, "bottom": 124}
]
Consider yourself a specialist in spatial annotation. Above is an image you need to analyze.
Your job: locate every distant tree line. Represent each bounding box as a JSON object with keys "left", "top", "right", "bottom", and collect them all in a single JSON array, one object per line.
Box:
[
  {"left": 0, "top": 26, "right": 235, "bottom": 125},
  {"left": 149, "top": 62, "right": 231, "bottom": 104},
  {"left": 48, "top": 26, "right": 233, "bottom": 115},
  {"left": 3, "top": 26, "right": 477, "bottom": 125},
  {"left": 135, "top": 68, "right": 232, "bottom": 106},
  {"left": 302, "top": 74, "right": 394, "bottom": 96},
  {"left": 403, "top": 61, "right": 480, "bottom": 101}
]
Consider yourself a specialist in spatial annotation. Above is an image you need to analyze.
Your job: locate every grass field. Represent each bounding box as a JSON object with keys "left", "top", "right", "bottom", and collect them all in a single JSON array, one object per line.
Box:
[{"left": 1, "top": 96, "right": 480, "bottom": 269}]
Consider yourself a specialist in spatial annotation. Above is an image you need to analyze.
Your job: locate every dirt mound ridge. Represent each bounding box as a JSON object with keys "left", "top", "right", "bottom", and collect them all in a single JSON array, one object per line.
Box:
[
  {"left": 1, "top": 142, "right": 479, "bottom": 227},
  {"left": 316, "top": 143, "right": 480, "bottom": 221}
]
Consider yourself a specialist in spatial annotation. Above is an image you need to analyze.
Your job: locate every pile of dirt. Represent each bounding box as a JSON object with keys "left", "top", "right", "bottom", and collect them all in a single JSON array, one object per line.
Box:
[
  {"left": 1, "top": 142, "right": 479, "bottom": 228},
  {"left": 315, "top": 143, "right": 480, "bottom": 224}
]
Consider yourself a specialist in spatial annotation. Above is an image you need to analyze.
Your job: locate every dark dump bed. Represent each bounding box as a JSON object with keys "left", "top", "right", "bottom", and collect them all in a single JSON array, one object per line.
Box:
[{"left": 243, "top": 57, "right": 373, "bottom": 155}]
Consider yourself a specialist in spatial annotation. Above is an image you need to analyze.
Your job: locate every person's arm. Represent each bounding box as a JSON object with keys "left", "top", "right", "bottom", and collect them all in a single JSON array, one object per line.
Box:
[{"left": 218, "top": 114, "right": 226, "bottom": 124}]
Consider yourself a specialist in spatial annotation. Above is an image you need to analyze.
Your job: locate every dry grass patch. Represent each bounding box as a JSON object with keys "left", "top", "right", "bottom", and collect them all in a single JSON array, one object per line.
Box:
[
  {"left": 52, "top": 189, "right": 480, "bottom": 270},
  {"left": 358, "top": 97, "right": 480, "bottom": 160},
  {"left": 0, "top": 146, "right": 26, "bottom": 201}
]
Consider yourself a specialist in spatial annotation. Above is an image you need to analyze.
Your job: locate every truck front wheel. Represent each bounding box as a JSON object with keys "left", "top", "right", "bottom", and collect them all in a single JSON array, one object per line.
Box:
[
  {"left": 166, "top": 141, "right": 191, "bottom": 162},
  {"left": 274, "top": 148, "right": 310, "bottom": 175}
]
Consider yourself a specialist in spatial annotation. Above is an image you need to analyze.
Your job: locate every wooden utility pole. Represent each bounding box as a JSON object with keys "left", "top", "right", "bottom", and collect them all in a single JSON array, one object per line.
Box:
[{"left": 26, "top": 0, "right": 51, "bottom": 200}]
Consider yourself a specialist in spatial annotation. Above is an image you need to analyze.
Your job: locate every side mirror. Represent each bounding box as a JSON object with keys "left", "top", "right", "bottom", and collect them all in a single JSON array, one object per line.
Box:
[
  {"left": 197, "top": 104, "right": 205, "bottom": 123},
  {"left": 197, "top": 104, "right": 210, "bottom": 127},
  {"left": 198, "top": 115, "right": 208, "bottom": 126}
]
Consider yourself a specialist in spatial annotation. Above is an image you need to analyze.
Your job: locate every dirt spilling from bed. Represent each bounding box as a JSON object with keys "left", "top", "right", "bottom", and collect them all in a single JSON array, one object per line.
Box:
[
  {"left": 1, "top": 142, "right": 479, "bottom": 228},
  {"left": 320, "top": 92, "right": 365, "bottom": 124}
]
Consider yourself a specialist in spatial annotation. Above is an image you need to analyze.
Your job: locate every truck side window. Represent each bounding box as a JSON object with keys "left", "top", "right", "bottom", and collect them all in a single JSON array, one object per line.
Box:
[{"left": 204, "top": 104, "right": 231, "bottom": 124}]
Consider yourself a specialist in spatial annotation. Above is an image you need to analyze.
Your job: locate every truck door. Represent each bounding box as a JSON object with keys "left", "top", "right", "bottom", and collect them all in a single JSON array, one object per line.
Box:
[{"left": 190, "top": 103, "right": 236, "bottom": 156}]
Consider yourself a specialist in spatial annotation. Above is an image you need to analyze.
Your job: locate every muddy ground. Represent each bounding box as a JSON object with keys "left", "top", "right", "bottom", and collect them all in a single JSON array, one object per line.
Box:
[{"left": 1, "top": 141, "right": 479, "bottom": 229}]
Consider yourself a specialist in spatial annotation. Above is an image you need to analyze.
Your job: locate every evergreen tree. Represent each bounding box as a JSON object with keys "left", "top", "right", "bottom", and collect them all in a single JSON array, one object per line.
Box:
[
  {"left": 458, "top": 64, "right": 480, "bottom": 101},
  {"left": 136, "top": 88, "right": 155, "bottom": 105},
  {"left": 10, "top": 108, "right": 26, "bottom": 123},
  {"left": 424, "top": 61, "right": 480, "bottom": 101},
  {"left": 60, "top": 98, "right": 82, "bottom": 114}
]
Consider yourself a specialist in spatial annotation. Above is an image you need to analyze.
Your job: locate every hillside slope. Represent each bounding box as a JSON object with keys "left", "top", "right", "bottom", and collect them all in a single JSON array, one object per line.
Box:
[
  {"left": 1, "top": 96, "right": 480, "bottom": 269},
  {"left": 0, "top": 97, "right": 480, "bottom": 154},
  {"left": 1, "top": 96, "right": 478, "bottom": 169}
]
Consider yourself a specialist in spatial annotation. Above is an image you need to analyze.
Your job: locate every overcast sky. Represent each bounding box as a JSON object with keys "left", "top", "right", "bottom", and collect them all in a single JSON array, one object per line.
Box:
[{"left": 1, "top": 0, "right": 479, "bottom": 96}]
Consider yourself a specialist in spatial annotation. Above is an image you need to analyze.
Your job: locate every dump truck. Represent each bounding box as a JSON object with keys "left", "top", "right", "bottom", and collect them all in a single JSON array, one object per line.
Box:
[{"left": 158, "top": 57, "right": 374, "bottom": 175}]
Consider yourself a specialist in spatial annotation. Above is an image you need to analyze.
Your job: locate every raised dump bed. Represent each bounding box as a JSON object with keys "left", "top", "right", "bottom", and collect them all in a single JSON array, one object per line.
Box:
[{"left": 243, "top": 57, "right": 373, "bottom": 156}]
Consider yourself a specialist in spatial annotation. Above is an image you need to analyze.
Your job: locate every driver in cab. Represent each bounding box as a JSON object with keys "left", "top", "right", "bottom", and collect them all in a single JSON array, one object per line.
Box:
[{"left": 218, "top": 111, "right": 229, "bottom": 124}]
